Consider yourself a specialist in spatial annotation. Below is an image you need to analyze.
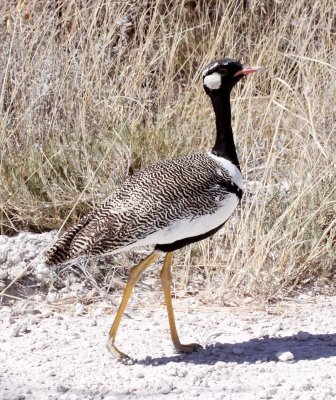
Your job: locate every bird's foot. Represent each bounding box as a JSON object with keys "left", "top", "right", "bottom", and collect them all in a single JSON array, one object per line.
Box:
[
  {"left": 175, "top": 342, "right": 203, "bottom": 354},
  {"left": 106, "top": 339, "right": 131, "bottom": 362}
]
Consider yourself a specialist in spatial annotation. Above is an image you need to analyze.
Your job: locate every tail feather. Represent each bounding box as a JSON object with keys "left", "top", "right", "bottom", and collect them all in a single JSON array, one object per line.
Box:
[{"left": 45, "top": 215, "right": 91, "bottom": 266}]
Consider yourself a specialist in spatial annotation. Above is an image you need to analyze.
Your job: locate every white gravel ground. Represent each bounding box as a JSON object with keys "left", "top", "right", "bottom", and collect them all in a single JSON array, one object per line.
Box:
[
  {"left": 1, "top": 232, "right": 336, "bottom": 399},
  {"left": 1, "top": 294, "right": 336, "bottom": 400}
]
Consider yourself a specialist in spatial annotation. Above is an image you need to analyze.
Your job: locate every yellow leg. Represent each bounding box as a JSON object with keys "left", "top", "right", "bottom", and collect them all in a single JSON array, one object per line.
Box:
[
  {"left": 160, "top": 252, "right": 202, "bottom": 353},
  {"left": 107, "top": 252, "right": 160, "bottom": 360}
]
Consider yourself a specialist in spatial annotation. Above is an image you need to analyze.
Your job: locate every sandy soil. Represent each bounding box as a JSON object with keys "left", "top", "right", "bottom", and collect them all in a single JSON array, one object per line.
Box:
[{"left": 1, "top": 294, "right": 336, "bottom": 400}]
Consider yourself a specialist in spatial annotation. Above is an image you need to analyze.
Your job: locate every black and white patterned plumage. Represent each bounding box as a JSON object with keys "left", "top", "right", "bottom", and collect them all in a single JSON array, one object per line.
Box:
[{"left": 45, "top": 152, "right": 243, "bottom": 265}]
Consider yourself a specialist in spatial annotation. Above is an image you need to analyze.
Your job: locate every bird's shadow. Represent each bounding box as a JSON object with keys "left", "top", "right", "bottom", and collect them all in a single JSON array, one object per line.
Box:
[{"left": 135, "top": 333, "right": 336, "bottom": 366}]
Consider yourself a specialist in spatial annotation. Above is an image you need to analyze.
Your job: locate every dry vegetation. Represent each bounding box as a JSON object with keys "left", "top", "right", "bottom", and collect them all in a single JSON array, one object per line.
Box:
[{"left": 0, "top": 0, "right": 335, "bottom": 299}]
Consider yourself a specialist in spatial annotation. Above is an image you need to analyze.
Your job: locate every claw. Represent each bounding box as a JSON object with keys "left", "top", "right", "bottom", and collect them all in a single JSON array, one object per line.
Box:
[
  {"left": 106, "top": 339, "right": 130, "bottom": 361},
  {"left": 175, "top": 343, "right": 203, "bottom": 354}
]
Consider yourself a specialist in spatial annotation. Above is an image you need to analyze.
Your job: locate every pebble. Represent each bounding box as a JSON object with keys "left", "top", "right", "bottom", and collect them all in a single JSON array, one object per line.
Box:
[
  {"left": 10, "top": 325, "right": 21, "bottom": 337},
  {"left": 295, "top": 331, "right": 311, "bottom": 341},
  {"left": 261, "top": 388, "right": 278, "bottom": 398},
  {"left": 144, "top": 311, "right": 152, "bottom": 318},
  {"left": 0, "top": 268, "right": 8, "bottom": 279},
  {"left": 158, "top": 382, "right": 173, "bottom": 394},
  {"left": 241, "top": 323, "right": 250, "bottom": 331},
  {"left": 0, "top": 249, "right": 8, "bottom": 264},
  {"left": 42, "top": 310, "right": 53, "bottom": 318},
  {"left": 215, "top": 361, "right": 226, "bottom": 369},
  {"left": 35, "top": 263, "right": 52, "bottom": 281},
  {"left": 255, "top": 328, "right": 266, "bottom": 338},
  {"left": 9, "top": 262, "right": 27, "bottom": 279},
  {"left": 276, "top": 351, "right": 294, "bottom": 362},
  {"left": 56, "top": 385, "right": 69, "bottom": 393},
  {"left": 232, "top": 346, "right": 244, "bottom": 355}
]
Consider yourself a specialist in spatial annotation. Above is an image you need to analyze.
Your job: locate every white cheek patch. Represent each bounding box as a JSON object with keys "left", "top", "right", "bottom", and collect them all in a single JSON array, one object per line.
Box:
[{"left": 203, "top": 72, "right": 221, "bottom": 90}]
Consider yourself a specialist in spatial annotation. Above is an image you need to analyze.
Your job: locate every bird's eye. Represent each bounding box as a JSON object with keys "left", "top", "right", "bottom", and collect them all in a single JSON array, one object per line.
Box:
[{"left": 217, "top": 67, "right": 228, "bottom": 76}]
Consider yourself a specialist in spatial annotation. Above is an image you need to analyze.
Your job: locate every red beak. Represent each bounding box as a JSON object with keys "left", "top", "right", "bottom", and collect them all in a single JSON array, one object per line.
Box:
[{"left": 234, "top": 65, "right": 266, "bottom": 77}]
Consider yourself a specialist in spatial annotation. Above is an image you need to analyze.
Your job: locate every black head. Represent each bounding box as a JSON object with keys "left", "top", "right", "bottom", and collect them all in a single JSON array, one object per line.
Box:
[{"left": 203, "top": 58, "right": 264, "bottom": 95}]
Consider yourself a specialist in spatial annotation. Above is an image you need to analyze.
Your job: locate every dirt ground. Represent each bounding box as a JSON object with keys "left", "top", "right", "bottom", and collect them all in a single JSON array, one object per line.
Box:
[{"left": 1, "top": 293, "right": 336, "bottom": 400}]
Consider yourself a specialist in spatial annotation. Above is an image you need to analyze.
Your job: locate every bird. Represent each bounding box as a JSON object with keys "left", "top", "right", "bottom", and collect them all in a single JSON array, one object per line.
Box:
[{"left": 45, "top": 58, "right": 265, "bottom": 360}]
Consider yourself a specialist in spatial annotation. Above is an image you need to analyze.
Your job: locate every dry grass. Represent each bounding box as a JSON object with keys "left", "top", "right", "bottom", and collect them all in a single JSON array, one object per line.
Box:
[{"left": 0, "top": 0, "right": 335, "bottom": 299}]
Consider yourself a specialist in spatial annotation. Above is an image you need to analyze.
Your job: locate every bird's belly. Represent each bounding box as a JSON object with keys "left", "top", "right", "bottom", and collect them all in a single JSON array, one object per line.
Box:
[{"left": 142, "top": 193, "right": 239, "bottom": 246}]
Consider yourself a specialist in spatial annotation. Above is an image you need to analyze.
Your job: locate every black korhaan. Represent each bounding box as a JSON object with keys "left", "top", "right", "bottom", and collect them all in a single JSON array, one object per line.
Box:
[{"left": 46, "top": 58, "right": 264, "bottom": 360}]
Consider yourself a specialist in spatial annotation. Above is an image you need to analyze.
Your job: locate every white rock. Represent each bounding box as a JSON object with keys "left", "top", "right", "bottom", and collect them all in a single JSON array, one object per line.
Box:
[
  {"left": 241, "top": 323, "right": 250, "bottom": 331},
  {"left": 18, "top": 321, "right": 29, "bottom": 334},
  {"left": 276, "top": 351, "right": 294, "bottom": 362},
  {"left": 0, "top": 249, "right": 8, "bottom": 264},
  {"left": 158, "top": 382, "right": 173, "bottom": 395},
  {"left": 9, "top": 262, "right": 28, "bottom": 279},
  {"left": 46, "top": 292, "right": 57, "bottom": 303},
  {"left": 41, "top": 309, "right": 52, "bottom": 318},
  {"left": 268, "top": 323, "right": 282, "bottom": 336},
  {"left": 255, "top": 328, "right": 266, "bottom": 338},
  {"left": 35, "top": 263, "right": 52, "bottom": 281},
  {"left": 215, "top": 361, "right": 226, "bottom": 369},
  {"left": 10, "top": 325, "right": 20, "bottom": 337},
  {"left": 0, "top": 235, "right": 9, "bottom": 245}
]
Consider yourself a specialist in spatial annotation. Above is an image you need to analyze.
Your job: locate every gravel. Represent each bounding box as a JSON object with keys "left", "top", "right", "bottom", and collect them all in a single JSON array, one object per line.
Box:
[
  {"left": 1, "top": 232, "right": 336, "bottom": 400},
  {"left": 1, "top": 295, "right": 336, "bottom": 400}
]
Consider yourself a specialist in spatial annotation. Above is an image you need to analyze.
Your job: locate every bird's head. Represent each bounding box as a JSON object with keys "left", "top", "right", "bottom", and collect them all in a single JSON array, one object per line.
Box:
[{"left": 203, "top": 58, "right": 265, "bottom": 95}]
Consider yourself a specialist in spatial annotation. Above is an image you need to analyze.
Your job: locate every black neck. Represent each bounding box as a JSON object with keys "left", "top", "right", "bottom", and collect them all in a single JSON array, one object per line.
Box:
[{"left": 210, "top": 91, "right": 240, "bottom": 169}]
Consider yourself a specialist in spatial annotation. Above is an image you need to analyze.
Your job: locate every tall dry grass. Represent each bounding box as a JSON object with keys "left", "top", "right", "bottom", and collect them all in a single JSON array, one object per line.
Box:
[{"left": 0, "top": 0, "right": 335, "bottom": 299}]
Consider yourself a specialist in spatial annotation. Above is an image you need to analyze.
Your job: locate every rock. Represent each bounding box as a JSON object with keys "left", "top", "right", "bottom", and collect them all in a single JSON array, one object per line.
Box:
[
  {"left": 5, "top": 315, "right": 15, "bottom": 325},
  {"left": 260, "top": 388, "right": 278, "bottom": 398},
  {"left": 268, "top": 323, "right": 282, "bottom": 336},
  {"left": 295, "top": 331, "right": 311, "bottom": 341},
  {"left": 255, "top": 328, "right": 266, "bottom": 338},
  {"left": 18, "top": 322, "right": 29, "bottom": 334},
  {"left": 0, "top": 235, "right": 9, "bottom": 245},
  {"left": 41, "top": 309, "right": 53, "bottom": 318},
  {"left": 0, "top": 248, "right": 8, "bottom": 264},
  {"left": 276, "top": 351, "right": 294, "bottom": 362},
  {"left": 232, "top": 346, "right": 244, "bottom": 355},
  {"left": 241, "top": 323, "right": 250, "bottom": 331},
  {"left": 9, "top": 262, "right": 27, "bottom": 280},
  {"left": 10, "top": 325, "right": 20, "bottom": 337},
  {"left": 158, "top": 382, "right": 173, "bottom": 395},
  {"left": 34, "top": 263, "right": 52, "bottom": 281},
  {"left": 56, "top": 385, "right": 69, "bottom": 393},
  {"left": 215, "top": 361, "right": 226, "bottom": 370},
  {"left": 0, "top": 269, "right": 8, "bottom": 280}
]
